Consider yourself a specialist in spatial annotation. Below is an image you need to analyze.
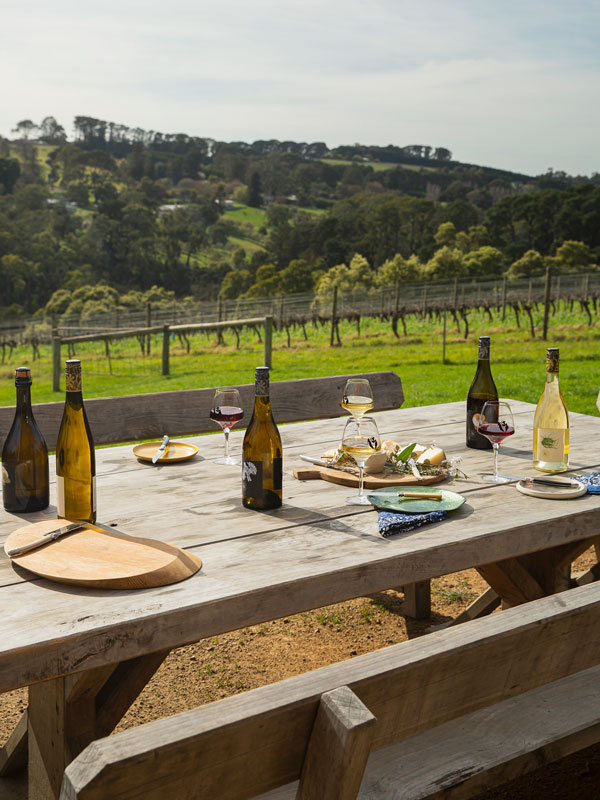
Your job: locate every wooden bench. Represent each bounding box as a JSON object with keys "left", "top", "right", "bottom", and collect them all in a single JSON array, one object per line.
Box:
[
  {"left": 59, "top": 582, "right": 600, "bottom": 800},
  {"left": 0, "top": 371, "right": 404, "bottom": 449}
]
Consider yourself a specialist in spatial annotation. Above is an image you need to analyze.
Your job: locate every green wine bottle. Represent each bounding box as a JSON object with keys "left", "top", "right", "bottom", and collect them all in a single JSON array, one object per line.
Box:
[
  {"left": 242, "top": 367, "right": 282, "bottom": 510},
  {"left": 2, "top": 367, "right": 49, "bottom": 512},
  {"left": 466, "top": 336, "right": 498, "bottom": 450},
  {"left": 56, "top": 360, "right": 96, "bottom": 522}
]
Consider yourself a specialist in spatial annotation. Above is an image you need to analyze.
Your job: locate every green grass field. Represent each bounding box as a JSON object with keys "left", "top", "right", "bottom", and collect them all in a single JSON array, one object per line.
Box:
[{"left": 1, "top": 308, "right": 599, "bottom": 416}]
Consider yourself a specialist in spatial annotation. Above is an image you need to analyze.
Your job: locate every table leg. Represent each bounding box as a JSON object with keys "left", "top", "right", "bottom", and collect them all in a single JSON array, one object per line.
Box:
[
  {"left": 26, "top": 649, "right": 170, "bottom": 800},
  {"left": 403, "top": 581, "right": 431, "bottom": 619},
  {"left": 476, "top": 537, "right": 597, "bottom": 610}
]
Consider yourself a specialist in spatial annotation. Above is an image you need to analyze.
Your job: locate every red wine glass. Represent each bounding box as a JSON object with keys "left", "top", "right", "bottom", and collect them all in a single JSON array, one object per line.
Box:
[
  {"left": 476, "top": 400, "right": 515, "bottom": 483},
  {"left": 210, "top": 388, "right": 244, "bottom": 465}
]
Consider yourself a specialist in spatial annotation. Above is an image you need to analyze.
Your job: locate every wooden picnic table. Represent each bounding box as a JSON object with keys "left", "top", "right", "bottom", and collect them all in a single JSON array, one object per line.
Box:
[{"left": 1, "top": 399, "right": 600, "bottom": 799}]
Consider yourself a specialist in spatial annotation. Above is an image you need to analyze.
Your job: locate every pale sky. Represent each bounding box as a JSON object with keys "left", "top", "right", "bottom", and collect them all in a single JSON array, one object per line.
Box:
[{"left": 2, "top": 0, "right": 599, "bottom": 176}]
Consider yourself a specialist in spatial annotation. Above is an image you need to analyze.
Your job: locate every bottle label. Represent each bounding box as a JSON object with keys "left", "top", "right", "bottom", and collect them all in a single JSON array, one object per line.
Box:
[
  {"left": 478, "top": 338, "right": 490, "bottom": 360},
  {"left": 56, "top": 475, "right": 96, "bottom": 518},
  {"left": 242, "top": 458, "right": 282, "bottom": 499},
  {"left": 536, "top": 428, "right": 565, "bottom": 461}
]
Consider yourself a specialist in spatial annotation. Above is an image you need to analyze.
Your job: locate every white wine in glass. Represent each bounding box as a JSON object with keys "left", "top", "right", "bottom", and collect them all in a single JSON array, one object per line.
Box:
[
  {"left": 341, "top": 378, "right": 374, "bottom": 417},
  {"left": 341, "top": 416, "right": 381, "bottom": 505}
]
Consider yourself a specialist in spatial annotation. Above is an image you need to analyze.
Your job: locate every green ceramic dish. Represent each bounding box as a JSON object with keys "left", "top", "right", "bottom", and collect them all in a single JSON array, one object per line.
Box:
[{"left": 366, "top": 485, "right": 466, "bottom": 514}]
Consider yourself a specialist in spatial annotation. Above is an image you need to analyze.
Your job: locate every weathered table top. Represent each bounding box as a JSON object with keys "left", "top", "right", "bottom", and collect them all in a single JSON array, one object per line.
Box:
[{"left": 1, "top": 399, "right": 599, "bottom": 693}]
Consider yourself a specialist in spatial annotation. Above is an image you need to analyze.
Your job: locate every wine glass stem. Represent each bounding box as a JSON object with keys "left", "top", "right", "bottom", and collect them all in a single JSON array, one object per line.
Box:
[
  {"left": 493, "top": 443, "right": 499, "bottom": 478},
  {"left": 223, "top": 427, "right": 230, "bottom": 459},
  {"left": 357, "top": 463, "right": 365, "bottom": 497}
]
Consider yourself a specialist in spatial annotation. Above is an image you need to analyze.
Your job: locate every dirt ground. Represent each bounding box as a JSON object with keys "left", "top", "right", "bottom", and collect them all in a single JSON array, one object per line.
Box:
[{"left": 1, "top": 550, "right": 599, "bottom": 798}]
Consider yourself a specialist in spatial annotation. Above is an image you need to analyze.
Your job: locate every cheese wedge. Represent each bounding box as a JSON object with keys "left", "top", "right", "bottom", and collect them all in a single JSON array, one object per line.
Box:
[{"left": 416, "top": 446, "right": 445, "bottom": 466}]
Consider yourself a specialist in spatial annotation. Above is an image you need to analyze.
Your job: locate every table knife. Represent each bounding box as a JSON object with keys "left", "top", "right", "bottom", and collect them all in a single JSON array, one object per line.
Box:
[
  {"left": 368, "top": 490, "right": 443, "bottom": 500},
  {"left": 407, "top": 457, "right": 424, "bottom": 481},
  {"left": 7, "top": 522, "right": 87, "bottom": 558},
  {"left": 152, "top": 435, "right": 170, "bottom": 464},
  {"left": 503, "top": 475, "right": 582, "bottom": 488}
]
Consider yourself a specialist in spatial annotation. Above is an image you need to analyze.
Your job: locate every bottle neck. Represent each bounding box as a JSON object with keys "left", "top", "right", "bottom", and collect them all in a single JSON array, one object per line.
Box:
[
  {"left": 545, "top": 370, "right": 560, "bottom": 387},
  {"left": 65, "top": 390, "right": 84, "bottom": 410},
  {"left": 16, "top": 385, "right": 33, "bottom": 416},
  {"left": 253, "top": 394, "right": 272, "bottom": 420}
]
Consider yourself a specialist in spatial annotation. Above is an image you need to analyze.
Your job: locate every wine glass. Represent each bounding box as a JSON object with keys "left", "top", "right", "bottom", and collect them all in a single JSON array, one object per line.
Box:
[
  {"left": 210, "top": 388, "right": 244, "bottom": 465},
  {"left": 341, "top": 378, "right": 374, "bottom": 418},
  {"left": 476, "top": 400, "right": 515, "bottom": 483},
  {"left": 341, "top": 416, "right": 381, "bottom": 505}
]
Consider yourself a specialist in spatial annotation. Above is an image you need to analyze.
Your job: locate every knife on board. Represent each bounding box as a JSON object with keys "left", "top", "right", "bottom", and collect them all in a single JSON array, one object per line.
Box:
[
  {"left": 406, "top": 457, "right": 424, "bottom": 481},
  {"left": 152, "top": 435, "right": 170, "bottom": 464},
  {"left": 7, "top": 522, "right": 87, "bottom": 558}
]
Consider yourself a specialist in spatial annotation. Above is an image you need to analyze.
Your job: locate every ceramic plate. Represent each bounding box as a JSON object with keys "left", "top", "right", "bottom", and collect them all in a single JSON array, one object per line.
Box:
[
  {"left": 133, "top": 441, "right": 199, "bottom": 463},
  {"left": 367, "top": 485, "right": 466, "bottom": 514},
  {"left": 516, "top": 479, "right": 586, "bottom": 500}
]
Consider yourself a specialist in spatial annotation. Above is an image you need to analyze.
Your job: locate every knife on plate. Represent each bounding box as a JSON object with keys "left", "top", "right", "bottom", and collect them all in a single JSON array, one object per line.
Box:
[
  {"left": 7, "top": 522, "right": 87, "bottom": 558},
  {"left": 152, "top": 435, "right": 170, "bottom": 464}
]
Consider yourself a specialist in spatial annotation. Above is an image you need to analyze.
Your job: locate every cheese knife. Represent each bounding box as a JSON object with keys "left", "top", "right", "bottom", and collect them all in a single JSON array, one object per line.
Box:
[
  {"left": 152, "top": 435, "right": 170, "bottom": 464},
  {"left": 7, "top": 522, "right": 87, "bottom": 558}
]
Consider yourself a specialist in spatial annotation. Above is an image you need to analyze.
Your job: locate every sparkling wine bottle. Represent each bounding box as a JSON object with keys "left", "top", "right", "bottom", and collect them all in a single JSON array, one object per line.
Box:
[
  {"left": 1, "top": 367, "right": 49, "bottom": 512},
  {"left": 533, "top": 348, "right": 569, "bottom": 473},
  {"left": 242, "top": 367, "right": 282, "bottom": 510},
  {"left": 466, "top": 336, "right": 498, "bottom": 450},
  {"left": 56, "top": 360, "right": 96, "bottom": 522}
]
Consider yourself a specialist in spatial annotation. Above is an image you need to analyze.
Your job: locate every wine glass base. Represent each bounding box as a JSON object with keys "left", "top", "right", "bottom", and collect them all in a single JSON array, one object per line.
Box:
[
  {"left": 480, "top": 473, "right": 513, "bottom": 484},
  {"left": 346, "top": 494, "right": 372, "bottom": 505},
  {"left": 213, "top": 456, "right": 240, "bottom": 466}
]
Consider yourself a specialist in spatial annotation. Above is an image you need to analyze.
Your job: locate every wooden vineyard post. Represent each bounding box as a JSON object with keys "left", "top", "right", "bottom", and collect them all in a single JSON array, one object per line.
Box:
[
  {"left": 501, "top": 276, "right": 507, "bottom": 320},
  {"left": 146, "top": 303, "right": 152, "bottom": 356},
  {"left": 162, "top": 325, "right": 170, "bottom": 376},
  {"left": 442, "top": 309, "right": 447, "bottom": 364},
  {"left": 452, "top": 277, "right": 459, "bottom": 311},
  {"left": 330, "top": 286, "right": 338, "bottom": 347},
  {"left": 264, "top": 316, "right": 273, "bottom": 369},
  {"left": 542, "top": 265, "right": 552, "bottom": 341},
  {"left": 52, "top": 332, "right": 61, "bottom": 393}
]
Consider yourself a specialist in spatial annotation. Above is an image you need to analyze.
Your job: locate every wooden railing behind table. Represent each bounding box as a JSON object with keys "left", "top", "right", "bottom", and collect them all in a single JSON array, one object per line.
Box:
[{"left": 0, "top": 371, "right": 404, "bottom": 449}]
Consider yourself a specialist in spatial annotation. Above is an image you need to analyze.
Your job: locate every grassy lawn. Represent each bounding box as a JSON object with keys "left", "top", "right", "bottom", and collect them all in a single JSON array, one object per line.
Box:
[
  {"left": 1, "top": 308, "right": 599, "bottom": 417},
  {"left": 224, "top": 205, "right": 267, "bottom": 227}
]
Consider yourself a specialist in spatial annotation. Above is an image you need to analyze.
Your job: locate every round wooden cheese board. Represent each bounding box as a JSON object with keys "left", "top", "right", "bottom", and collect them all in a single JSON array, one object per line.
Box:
[
  {"left": 293, "top": 465, "right": 446, "bottom": 489},
  {"left": 4, "top": 519, "right": 202, "bottom": 590}
]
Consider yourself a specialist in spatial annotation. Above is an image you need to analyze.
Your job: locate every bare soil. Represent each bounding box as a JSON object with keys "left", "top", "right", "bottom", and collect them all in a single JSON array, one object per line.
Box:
[{"left": 2, "top": 551, "right": 599, "bottom": 798}]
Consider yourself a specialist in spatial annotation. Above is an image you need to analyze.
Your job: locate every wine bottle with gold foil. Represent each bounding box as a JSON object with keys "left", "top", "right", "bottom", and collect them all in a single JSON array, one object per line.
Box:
[
  {"left": 242, "top": 367, "right": 282, "bottom": 510},
  {"left": 56, "top": 360, "right": 96, "bottom": 522},
  {"left": 2, "top": 367, "right": 49, "bottom": 512},
  {"left": 533, "top": 348, "right": 569, "bottom": 472}
]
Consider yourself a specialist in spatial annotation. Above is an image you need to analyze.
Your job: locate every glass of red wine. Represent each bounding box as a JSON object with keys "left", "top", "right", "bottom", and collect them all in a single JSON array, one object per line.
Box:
[
  {"left": 476, "top": 400, "right": 515, "bottom": 483},
  {"left": 210, "top": 388, "right": 244, "bottom": 465}
]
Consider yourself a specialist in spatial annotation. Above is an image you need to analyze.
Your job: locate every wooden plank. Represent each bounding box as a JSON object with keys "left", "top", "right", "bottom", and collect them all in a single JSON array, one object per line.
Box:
[
  {"left": 29, "top": 678, "right": 68, "bottom": 800},
  {"left": 59, "top": 584, "right": 600, "bottom": 800},
  {"left": 476, "top": 558, "right": 546, "bottom": 607},
  {"left": 297, "top": 687, "right": 375, "bottom": 800},
  {"left": 402, "top": 581, "right": 431, "bottom": 619},
  {"left": 446, "top": 586, "right": 500, "bottom": 627},
  {"left": 0, "top": 372, "right": 404, "bottom": 449},
  {"left": 356, "top": 665, "right": 600, "bottom": 800},
  {"left": 0, "top": 711, "right": 27, "bottom": 777}
]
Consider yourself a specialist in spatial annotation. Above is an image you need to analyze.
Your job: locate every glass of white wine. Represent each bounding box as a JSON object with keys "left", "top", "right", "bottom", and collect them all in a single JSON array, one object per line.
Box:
[
  {"left": 341, "top": 378, "right": 374, "bottom": 417},
  {"left": 341, "top": 416, "right": 381, "bottom": 505}
]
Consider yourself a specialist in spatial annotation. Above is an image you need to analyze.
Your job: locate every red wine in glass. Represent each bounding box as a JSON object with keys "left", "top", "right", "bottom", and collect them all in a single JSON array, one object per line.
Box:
[
  {"left": 210, "top": 406, "right": 244, "bottom": 429},
  {"left": 477, "top": 421, "right": 515, "bottom": 444}
]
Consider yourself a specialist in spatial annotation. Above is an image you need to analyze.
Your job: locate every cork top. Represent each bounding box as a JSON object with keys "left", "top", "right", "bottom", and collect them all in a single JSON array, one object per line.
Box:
[
  {"left": 14, "top": 367, "right": 31, "bottom": 385},
  {"left": 65, "top": 359, "right": 82, "bottom": 391},
  {"left": 478, "top": 336, "right": 491, "bottom": 360},
  {"left": 255, "top": 366, "right": 270, "bottom": 396}
]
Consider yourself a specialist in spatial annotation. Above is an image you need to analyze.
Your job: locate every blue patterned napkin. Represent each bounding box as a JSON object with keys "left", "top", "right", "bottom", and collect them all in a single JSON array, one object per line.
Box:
[
  {"left": 576, "top": 473, "right": 600, "bottom": 493},
  {"left": 378, "top": 510, "right": 446, "bottom": 538}
]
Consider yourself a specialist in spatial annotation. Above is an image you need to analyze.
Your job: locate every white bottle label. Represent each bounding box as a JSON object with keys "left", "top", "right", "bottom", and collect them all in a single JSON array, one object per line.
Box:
[{"left": 536, "top": 428, "right": 565, "bottom": 461}]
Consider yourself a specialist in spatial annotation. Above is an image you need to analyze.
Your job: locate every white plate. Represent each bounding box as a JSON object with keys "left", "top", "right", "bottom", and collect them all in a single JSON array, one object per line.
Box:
[{"left": 516, "top": 480, "right": 587, "bottom": 500}]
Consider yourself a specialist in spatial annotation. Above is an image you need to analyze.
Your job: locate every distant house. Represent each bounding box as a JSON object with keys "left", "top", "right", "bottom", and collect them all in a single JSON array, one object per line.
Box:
[
  {"left": 223, "top": 199, "right": 235, "bottom": 210},
  {"left": 158, "top": 203, "right": 185, "bottom": 216}
]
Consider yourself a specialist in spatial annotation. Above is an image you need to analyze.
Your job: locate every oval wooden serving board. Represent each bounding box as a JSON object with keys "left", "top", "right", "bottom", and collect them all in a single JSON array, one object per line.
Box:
[
  {"left": 293, "top": 465, "right": 446, "bottom": 489},
  {"left": 4, "top": 519, "right": 202, "bottom": 590}
]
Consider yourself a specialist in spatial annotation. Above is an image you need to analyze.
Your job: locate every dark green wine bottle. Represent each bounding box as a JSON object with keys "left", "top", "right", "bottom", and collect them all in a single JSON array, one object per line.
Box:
[
  {"left": 56, "top": 360, "right": 96, "bottom": 522},
  {"left": 2, "top": 367, "right": 49, "bottom": 512},
  {"left": 242, "top": 367, "right": 282, "bottom": 510},
  {"left": 466, "top": 336, "right": 498, "bottom": 450}
]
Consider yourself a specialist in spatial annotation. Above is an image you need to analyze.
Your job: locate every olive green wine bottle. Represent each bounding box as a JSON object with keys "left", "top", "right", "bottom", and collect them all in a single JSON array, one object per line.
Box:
[
  {"left": 2, "top": 367, "right": 49, "bottom": 512},
  {"left": 466, "top": 336, "right": 498, "bottom": 450},
  {"left": 242, "top": 367, "right": 282, "bottom": 510},
  {"left": 55, "top": 360, "right": 96, "bottom": 522}
]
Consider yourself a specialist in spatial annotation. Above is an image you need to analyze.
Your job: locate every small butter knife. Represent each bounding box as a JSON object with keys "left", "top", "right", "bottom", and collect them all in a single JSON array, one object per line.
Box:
[
  {"left": 407, "top": 457, "right": 424, "bottom": 482},
  {"left": 152, "top": 435, "right": 170, "bottom": 464},
  {"left": 7, "top": 522, "right": 87, "bottom": 558},
  {"left": 369, "top": 490, "right": 443, "bottom": 500}
]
